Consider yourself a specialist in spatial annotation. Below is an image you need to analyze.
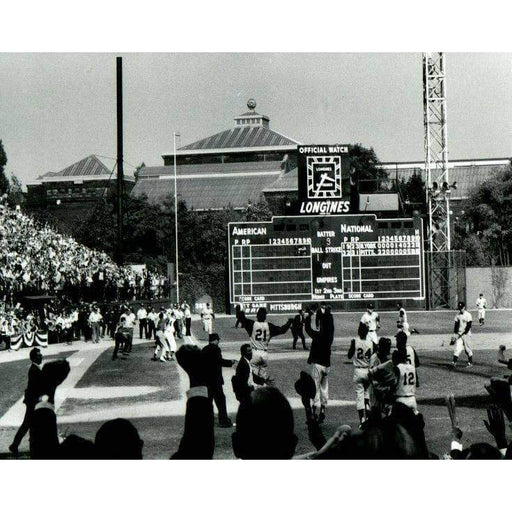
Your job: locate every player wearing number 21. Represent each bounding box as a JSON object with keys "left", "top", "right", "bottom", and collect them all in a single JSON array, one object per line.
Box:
[
  {"left": 239, "top": 308, "right": 292, "bottom": 385},
  {"left": 348, "top": 323, "right": 377, "bottom": 427}
]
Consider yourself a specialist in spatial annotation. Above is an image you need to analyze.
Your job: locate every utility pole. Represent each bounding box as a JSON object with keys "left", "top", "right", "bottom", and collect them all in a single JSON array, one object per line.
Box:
[{"left": 116, "top": 56, "right": 124, "bottom": 265}]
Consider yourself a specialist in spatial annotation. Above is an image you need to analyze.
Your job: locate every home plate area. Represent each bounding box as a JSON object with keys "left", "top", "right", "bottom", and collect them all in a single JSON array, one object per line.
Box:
[{"left": 0, "top": 316, "right": 509, "bottom": 459}]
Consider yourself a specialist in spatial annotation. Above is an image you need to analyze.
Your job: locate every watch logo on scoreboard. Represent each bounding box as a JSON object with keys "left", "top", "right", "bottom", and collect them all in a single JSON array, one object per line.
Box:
[{"left": 306, "top": 156, "right": 342, "bottom": 199}]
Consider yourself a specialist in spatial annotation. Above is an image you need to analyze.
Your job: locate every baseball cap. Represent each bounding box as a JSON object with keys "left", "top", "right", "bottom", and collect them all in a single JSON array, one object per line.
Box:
[
  {"left": 458, "top": 301, "right": 465, "bottom": 309},
  {"left": 209, "top": 333, "right": 220, "bottom": 342},
  {"left": 367, "top": 302, "right": 374, "bottom": 309}
]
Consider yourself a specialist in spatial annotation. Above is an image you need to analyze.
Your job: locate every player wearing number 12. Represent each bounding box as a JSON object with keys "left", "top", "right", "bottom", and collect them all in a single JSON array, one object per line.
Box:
[
  {"left": 239, "top": 308, "right": 292, "bottom": 384},
  {"left": 393, "top": 349, "right": 418, "bottom": 414}
]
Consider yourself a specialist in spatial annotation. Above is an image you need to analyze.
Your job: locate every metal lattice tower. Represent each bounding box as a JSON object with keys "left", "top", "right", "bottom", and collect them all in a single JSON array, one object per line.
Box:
[
  {"left": 423, "top": 52, "right": 451, "bottom": 252},
  {"left": 423, "top": 52, "right": 453, "bottom": 309}
]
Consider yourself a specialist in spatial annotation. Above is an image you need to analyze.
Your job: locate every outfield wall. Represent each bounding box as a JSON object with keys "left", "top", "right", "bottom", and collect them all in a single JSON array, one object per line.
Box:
[{"left": 466, "top": 266, "right": 512, "bottom": 308}]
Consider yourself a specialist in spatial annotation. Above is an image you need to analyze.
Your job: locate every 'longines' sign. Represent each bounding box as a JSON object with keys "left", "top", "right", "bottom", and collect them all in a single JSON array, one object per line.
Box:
[{"left": 297, "top": 144, "right": 351, "bottom": 214}]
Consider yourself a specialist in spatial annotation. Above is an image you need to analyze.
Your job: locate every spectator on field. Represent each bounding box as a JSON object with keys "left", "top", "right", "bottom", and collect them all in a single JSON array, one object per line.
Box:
[
  {"left": 202, "top": 333, "right": 236, "bottom": 427},
  {"left": 232, "top": 343, "right": 254, "bottom": 403}
]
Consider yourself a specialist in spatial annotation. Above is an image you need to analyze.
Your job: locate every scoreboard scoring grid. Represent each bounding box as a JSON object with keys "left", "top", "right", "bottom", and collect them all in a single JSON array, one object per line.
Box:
[{"left": 228, "top": 215, "right": 425, "bottom": 307}]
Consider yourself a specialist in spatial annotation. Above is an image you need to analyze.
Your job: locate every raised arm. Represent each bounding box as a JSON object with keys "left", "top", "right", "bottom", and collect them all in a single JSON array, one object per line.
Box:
[{"left": 171, "top": 345, "right": 214, "bottom": 459}]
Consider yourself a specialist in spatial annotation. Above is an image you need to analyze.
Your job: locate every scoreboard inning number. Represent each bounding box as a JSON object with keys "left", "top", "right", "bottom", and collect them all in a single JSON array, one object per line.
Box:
[{"left": 228, "top": 214, "right": 425, "bottom": 311}]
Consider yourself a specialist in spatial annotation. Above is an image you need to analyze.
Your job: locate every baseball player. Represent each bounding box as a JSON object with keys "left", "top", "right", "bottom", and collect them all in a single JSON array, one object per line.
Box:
[
  {"left": 396, "top": 302, "right": 419, "bottom": 336},
  {"left": 393, "top": 348, "right": 418, "bottom": 414},
  {"left": 348, "top": 323, "right": 376, "bottom": 426},
  {"left": 201, "top": 303, "right": 215, "bottom": 335},
  {"left": 359, "top": 303, "right": 380, "bottom": 344},
  {"left": 476, "top": 293, "right": 487, "bottom": 326},
  {"left": 395, "top": 330, "right": 420, "bottom": 370},
  {"left": 451, "top": 301, "right": 473, "bottom": 368},
  {"left": 238, "top": 307, "right": 292, "bottom": 384},
  {"left": 368, "top": 337, "right": 395, "bottom": 419}
]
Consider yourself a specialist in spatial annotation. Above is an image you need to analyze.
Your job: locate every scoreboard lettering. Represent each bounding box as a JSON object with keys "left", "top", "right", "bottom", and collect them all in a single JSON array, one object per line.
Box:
[{"left": 228, "top": 215, "right": 425, "bottom": 309}]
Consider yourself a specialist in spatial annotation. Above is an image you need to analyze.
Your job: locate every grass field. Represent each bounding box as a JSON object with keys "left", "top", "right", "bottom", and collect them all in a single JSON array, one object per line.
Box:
[{"left": 0, "top": 310, "right": 510, "bottom": 459}]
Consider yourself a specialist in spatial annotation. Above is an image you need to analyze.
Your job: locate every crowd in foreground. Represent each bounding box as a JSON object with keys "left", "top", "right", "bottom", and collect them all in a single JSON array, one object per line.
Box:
[
  {"left": 0, "top": 199, "right": 167, "bottom": 302},
  {"left": 6, "top": 300, "right": 512, "bottom": 459}
]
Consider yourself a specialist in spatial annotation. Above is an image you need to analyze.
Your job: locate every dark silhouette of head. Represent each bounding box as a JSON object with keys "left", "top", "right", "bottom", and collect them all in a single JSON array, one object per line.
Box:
[
  {"left": 95, "top": 418, "right": 143, "bottom": 459},
  {"left": 30, "top": 347, "right": 43, "bottom": 365},
  {"left": 395, "top": 331, "right": 408, "bottom": 351},
  {"left": 58, "top": 435, "right": 96, "bottom": 459},
  {"left": 256, "top": 307, "right": 267, "bottom": 322},
  {"left": 241, "top": 343, "right": 252, "bottom": 360},
  {"left": 208, "top": 333, "right": 220, "bottom": 344},
  {"left": 463, "top": 443, "right": 502, "bottom": 459},
  {"left": 232, "top": 387, "right": 297, "bottom": 459},
  {"left": 377, "top": 337, "right": 392, "bottom": 358}
]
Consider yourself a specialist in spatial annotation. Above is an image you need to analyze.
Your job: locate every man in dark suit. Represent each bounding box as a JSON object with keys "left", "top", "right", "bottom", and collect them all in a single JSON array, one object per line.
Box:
[
  {"left": 201, "top": 333, "right": 236, "bottom": 427},
  {"left": 291, "top": 309, "right": 307, "bottom": 350},
  {"left": 304, "top": 305, "right": 334, "bottom": 424},
  {"left": 232, "top": 344, "right": 254, "bottom": 403},
  {"left": 9, "top": 347, "right": 44, "bottom": 455}
]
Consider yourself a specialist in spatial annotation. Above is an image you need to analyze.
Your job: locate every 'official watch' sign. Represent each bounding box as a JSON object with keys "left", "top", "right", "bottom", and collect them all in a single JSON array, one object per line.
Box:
[{"left": 297, "top": 145, "right": 351, "bottom": 214}]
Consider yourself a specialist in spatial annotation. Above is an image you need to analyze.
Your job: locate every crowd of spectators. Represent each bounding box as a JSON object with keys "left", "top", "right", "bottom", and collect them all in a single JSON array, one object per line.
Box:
[
  {"left": 0, "top": 199, "right": 168, "bottom": 303},
  {"left": 20, "top": 339, "right": 512, "bottom": 460}
]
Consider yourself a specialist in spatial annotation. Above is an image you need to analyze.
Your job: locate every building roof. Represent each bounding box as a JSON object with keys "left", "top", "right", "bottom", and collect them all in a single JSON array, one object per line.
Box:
[
  {"left": 263, "top": 158, "right": 512, "bottom": 200},
  {"left": 262, "top": 167, "right": 298, "bottom": 192},
  {"left": 163, "top": 100, "right": 299, "bottom": 157},
  {"left": 37, "top": 154, "right": 111, "bottom": 180},
  {"left": 175, "top": 126, "right": 298, "bottom": 153},
  {"left": 132, "top": 161, "right": 282, "bottom": 210}
]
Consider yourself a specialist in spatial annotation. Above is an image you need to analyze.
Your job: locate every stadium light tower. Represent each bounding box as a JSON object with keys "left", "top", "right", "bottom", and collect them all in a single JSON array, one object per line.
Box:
[
  {"left": 173, "top": 131, "right": 181, "bottom": 303},
  {"left": 423, "top": 52, "right": 451, "bottom": 252},
  {"left": 423, "top": 52, "right": 452, "bottom": 309}
]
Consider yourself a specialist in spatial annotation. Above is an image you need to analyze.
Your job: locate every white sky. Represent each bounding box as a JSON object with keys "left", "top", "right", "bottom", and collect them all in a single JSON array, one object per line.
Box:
[{"left": 0, "top": 4, "right": 511, "bottom": 188}]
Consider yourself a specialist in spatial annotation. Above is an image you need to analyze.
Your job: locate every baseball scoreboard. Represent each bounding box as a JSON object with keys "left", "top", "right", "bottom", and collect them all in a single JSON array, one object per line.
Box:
[{"left": 228, "top": 215, "right": 425, "bottom": 313}]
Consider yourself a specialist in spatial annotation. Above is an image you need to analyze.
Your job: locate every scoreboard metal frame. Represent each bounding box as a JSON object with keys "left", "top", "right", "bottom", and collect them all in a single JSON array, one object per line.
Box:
[{"left": 228, "top": 214, "right": 425, "bottom": 308}]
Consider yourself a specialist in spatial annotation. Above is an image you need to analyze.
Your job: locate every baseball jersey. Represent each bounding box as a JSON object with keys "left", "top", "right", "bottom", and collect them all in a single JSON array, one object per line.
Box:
[
  {"left": 137, "top": 308, "right": 147, "bottom": 320},
  {"left": 360, "top": 311, "right": 379, "bottom": 332},
  {"left": 353, "top": 337, "right": 374, "bottom": 368},
  {"left": 454, "top": 310, "right": 472, "bottom": 335},
  {"left": 405, "top": 345, "right": 415, "bottom": 366},
  {"left": 202, "top": 307, "right": 214, "bottom": 320},
  {"left": 250, "top": 321, "right": 271, "bottom": 351},
  {"left": 476, "top": 297, "right": 487, "bottom": 310},
  {"left": 398, "top": 307, "right": 408, "bottom": 324},
  {"left": 395, "top": 363, "right": 416, "bottom": 397}
]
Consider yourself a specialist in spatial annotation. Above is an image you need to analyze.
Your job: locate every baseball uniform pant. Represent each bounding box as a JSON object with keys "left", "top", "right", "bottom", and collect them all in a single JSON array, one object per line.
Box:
[
  {"left": 367, "top": 331, "right": 378, "bottom": 344},
  {"left": 395, "top": 395, "right": 418, "bottom": 413},
  {"left": 353, "top": 368, "right": 370, "bottom": 410},
  {"left": 478, "top": 310, "right": 485, "bottom": 321},
  {"left": 454, "top": 335, "right": 473, "bottom": 358},
  {"left": 165, "top": 332, "right": 177, "bottom": 353},
  {"left": 311, "top": 363, "right": 329, "bottom": 407},
  {"left": 251, "top": 349, "right": 269, "bottom": 381},
  {"left": 91, "top": 323, "right": 101, "bottom": 343},
  {"left": 203, "top": 319, "right": 212, "bottom": 334}
]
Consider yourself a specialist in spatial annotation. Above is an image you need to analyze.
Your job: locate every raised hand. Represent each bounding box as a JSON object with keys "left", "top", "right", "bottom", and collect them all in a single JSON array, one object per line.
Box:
[
  {"left": 176, "top": 345, "right": 206, "bottom": 388},
  {"left": 483, "top": 405, "right": 507, "bottom": 449}
]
